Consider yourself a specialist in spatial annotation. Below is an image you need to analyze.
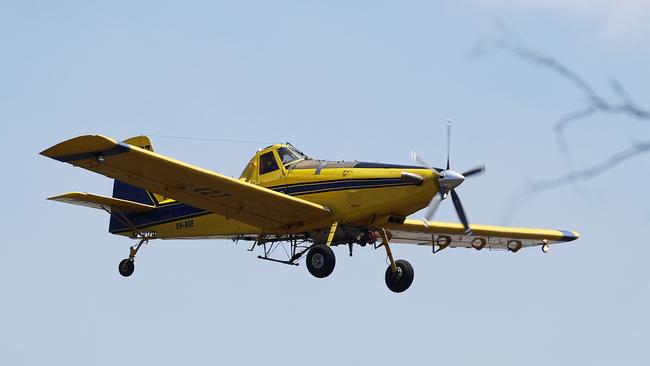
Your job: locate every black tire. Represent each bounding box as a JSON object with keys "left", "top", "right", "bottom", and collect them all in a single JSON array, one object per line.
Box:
[
  {"left": 385, "top": 259, "right": 414, "bottom": 293},
  {"left": 118, "top": 258, "right": 135, "bottom": 277},
  {"left": 306, "top": 244, "right": 336, "bottom": 278}
]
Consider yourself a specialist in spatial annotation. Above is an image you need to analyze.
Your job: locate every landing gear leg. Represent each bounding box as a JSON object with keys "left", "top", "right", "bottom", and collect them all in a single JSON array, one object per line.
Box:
[
  {"left": 379, "top": 228, "right": 414, "bottom": 293},
  {"left": 118, "top": 238, "right": 148, "bottom": 277}
]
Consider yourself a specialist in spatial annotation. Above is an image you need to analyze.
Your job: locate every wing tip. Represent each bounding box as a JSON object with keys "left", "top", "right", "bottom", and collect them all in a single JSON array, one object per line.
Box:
[
  {"left": 558, "top": 230, "right": 580, "bottom": 242},
  {"left": 39, "top": 134, "right": 120, "bottom": 160}
]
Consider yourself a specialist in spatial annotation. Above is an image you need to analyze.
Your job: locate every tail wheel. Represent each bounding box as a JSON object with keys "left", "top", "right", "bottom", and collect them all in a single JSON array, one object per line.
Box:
[
  {"left": 306, "top": 244, "right": 336, "bottom": 278},
  {"left": 118, "top": 258, "right": 135, "bottom": 277},
  {"left": 385, "top": 259, "right": 414, "bottom": 293}
]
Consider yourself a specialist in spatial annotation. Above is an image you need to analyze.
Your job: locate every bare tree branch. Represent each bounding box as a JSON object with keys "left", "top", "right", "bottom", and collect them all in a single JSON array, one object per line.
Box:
[
  {"left": 554, "top": 107, "right": 598, "bottom": 173},
  {"left": 470, "top": 23, "right": 650, "bottom": 222}
]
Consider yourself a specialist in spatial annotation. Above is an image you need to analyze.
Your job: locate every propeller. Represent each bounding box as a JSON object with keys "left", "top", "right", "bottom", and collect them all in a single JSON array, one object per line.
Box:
[{"left": 412, "top": 120, "right": 485, "bottom": 235}]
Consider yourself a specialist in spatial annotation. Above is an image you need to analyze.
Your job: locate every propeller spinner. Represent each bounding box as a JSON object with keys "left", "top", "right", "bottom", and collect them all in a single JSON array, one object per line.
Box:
[{"left": 412, "top": 120, "right": 485, "bottom": 235}]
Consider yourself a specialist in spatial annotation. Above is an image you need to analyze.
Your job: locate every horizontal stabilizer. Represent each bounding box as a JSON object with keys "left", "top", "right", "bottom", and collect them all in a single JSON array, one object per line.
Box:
[{"left": 48, "top": 192, "right": 155, "bottom": 213}]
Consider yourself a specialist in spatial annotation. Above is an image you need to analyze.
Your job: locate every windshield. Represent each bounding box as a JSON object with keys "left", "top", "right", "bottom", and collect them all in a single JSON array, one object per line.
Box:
[{"left": 277, "top": 146, "right": 305, "bottom": 165}]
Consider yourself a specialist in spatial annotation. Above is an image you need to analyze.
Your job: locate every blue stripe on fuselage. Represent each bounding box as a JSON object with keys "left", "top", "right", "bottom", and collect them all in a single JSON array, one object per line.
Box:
[
  {"left": 272, "top": 178, "right": 408, "bottom": 196},
  {"left": 109, "top": 202, "right": 207, "bottom": 233}
]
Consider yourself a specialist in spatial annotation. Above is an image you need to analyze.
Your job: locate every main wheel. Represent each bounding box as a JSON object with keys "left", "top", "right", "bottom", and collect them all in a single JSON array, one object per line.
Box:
[
  {"left": 385, "top": 259, "right": 414, "bottom": 293},
  {"left": 306, "top": 244, "right": 336, "bottom": 278},
  {"left": 118, "top": 258, "right": 135, "bottom": 277}
]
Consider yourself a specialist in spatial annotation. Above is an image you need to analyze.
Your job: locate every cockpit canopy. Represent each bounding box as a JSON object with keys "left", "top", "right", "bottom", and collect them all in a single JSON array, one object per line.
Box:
[
  {"left": 239, "top": 143, "right": 425, "bottom": 184},
  {"left": 239, "top": 143, "right": 307, "bottom": 182}
]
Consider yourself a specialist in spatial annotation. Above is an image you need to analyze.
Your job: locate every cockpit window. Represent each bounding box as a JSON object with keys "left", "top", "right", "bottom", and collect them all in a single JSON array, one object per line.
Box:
[
  {"left": 277, "top": 147, "right": 299, "bottom": 165},
  {"left": 259, "top": 151, "right": 279, "bottom": 175},
  {"left": 277, "top": 146, "right": 306, "bottom": 165}
]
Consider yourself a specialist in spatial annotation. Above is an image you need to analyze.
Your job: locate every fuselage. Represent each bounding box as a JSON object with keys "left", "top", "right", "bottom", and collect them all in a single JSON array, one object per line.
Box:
[{"left": 112, "top": 144, "right": 440, "bottom": 239}]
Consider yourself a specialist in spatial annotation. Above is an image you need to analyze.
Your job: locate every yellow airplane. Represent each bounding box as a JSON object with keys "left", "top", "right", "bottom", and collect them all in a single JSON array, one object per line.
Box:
[{"left": 40, "top": 128, "right": 579, "bottom": 293}]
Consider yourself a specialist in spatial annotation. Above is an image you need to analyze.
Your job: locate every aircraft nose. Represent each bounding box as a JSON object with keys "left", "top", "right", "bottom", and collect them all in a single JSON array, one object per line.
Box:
[{"left": 439, "top": 170, "right": 465, "bottom": 190}]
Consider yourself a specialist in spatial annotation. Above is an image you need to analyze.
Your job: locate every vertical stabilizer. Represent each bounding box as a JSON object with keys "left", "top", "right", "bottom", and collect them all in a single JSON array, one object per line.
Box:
[
  {"left": 111, "top": 135, "right": 158, "bottom": 206},
  {"left": 110, "top": 136, "right": 158, "bottom": 233}
]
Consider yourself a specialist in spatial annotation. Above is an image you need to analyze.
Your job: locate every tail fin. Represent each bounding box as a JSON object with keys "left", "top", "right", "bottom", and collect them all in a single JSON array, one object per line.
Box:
[{"left": 110, "top": 136, "right": 159, "bottom": 234}]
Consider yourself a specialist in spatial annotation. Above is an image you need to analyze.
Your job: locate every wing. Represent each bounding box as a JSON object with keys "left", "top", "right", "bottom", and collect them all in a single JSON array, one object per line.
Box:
[
  {"left": 41, "top": 135, "right": 332, "bottom": 229},
  {"left": 49, "top": 192, "right": 155, "bottom": 213},
  {"left": 386, "top": 219, "right": 579, "bottom": 251}
]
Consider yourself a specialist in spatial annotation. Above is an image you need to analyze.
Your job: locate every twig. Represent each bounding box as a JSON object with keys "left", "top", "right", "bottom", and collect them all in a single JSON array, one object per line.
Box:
[{"left": 502, "top": 141, "right": 650, "bottom": 223}]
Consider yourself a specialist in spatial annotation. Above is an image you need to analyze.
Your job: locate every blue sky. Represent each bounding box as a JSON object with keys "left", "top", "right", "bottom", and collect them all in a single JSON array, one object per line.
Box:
[{"left": 2, "top": 1, "right": 649, "bottom": 365}]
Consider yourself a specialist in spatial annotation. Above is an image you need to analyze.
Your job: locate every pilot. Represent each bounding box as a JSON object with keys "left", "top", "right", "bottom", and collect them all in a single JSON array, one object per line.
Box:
[
  {"left": 279, "top": 150, "right": 294, "bottom": 165},
  {"left": 264, "top": 157, "right": 276, "bottom": 170}
]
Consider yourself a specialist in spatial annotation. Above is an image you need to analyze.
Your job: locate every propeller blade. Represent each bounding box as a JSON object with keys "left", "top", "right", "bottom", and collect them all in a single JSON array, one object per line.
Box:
[
  {"left": 450, "top": 189, "right": 472, "bottom": 235},
  {"left": 411, "top": 151, "right": 433, "bottom": 169},
  {"left": 422, "top": 193, "right": 443, "bottom": 227},
  {"left": 462, "top": 165, "right": 485, "bottom": 178},
  {"left": 446, "top": 119, "right": 451, "bottom": 170}
]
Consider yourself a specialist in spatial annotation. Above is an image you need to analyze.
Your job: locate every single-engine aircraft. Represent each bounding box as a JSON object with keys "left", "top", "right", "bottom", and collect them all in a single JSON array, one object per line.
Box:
[{"left": 41, "top": 126, "right": 579, "bottom": 293}]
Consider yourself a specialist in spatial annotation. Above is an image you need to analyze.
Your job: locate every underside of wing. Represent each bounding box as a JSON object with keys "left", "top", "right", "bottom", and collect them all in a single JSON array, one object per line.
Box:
[
  {"left": 386, "top": 219, "right": 579, "bottom": 251},
  {"left": 41, "top": 135, "right": 332, "bottom": 230},
  {"left": 48, "top": 192, "right": 155, "bottom": 213}
]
